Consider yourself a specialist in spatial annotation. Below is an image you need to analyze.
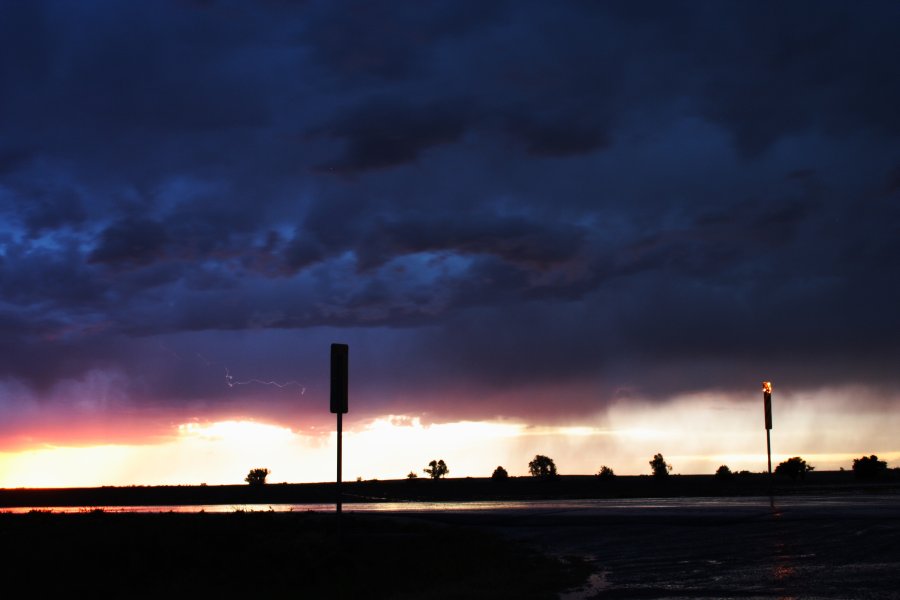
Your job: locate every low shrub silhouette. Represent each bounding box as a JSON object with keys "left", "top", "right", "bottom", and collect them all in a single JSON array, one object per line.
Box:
[
  {"left": 245, "top": 468, "right": 270, "bottom": 486},
  {"left": 596, "top": 466, "right": 615, "bottom": 480},
  {"left": 715, "top": 465, "right": 733, "bottom": 480},
  {"left": 649, "top": 453, "right": 672, "bottom": 478}
]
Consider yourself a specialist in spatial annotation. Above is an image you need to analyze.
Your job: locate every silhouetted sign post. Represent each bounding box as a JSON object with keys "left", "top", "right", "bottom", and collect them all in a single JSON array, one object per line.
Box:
[
  {"left": 331, "top": 343, "right": 348, "bottom": 515},
  {"left": 763, "top": 381, "right": 773, "bottom": 475}
]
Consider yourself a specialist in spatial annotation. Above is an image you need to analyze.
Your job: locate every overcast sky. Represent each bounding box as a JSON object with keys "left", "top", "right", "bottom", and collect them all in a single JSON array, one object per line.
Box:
[{"left": 2, "top": 1, "right": 899, "bottom": 464}]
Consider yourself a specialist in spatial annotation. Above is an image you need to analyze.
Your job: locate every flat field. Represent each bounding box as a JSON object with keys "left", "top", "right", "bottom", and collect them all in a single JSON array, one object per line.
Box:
[
  {"left": 2, "top": 470, "right": 898, "bottom": 509},
  {"left": 3, "top": 474, "right": 899, "bottom": 598},
  {"left": 0, "top": 511, "right": 589, "bottom": 599}
]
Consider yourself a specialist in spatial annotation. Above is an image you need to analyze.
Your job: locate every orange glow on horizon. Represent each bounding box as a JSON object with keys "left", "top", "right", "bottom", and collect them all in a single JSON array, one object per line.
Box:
[{"left": 2, "top": 388, "right": 900, "bottom": 488}]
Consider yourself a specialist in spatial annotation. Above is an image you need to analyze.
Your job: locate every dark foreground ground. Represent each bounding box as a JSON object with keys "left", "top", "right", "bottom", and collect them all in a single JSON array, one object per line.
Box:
[
  {"left": 0, "top": 511, "right": 589, "bottom": 599},
  {"left": 2, "top": 470, "right": 899, "bottom": 508},
  {"left": 478, "top": 495, "right": 900, "bottom": 599},
  {"left": 2, "top": 495, "right": 899, "bottom": 599},
  {"left": 3, "top": 476, "right": 900, "bottom": 598}
]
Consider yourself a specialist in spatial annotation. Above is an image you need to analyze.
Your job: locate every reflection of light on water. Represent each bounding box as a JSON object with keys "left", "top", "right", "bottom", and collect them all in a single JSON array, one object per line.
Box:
[
  {"left": 5, "top": 494, "right": 899, "bottom": 515},
  {"left": 559, "top": 569, "right": 609, "bottom": 600},
  {"left": 773, "top": 563, "right": 795, "bottom": 581},
  {"left": 1, "top": 497, "right": 780, "bottom": 514},
  {"left": 772, "top": 540, "right": 797, "bottom": 600}
]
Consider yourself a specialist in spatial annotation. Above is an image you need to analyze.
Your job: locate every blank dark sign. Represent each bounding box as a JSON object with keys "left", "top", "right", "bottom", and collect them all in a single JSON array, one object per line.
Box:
[{"left": 330, "top": 343, "right": 348, "bottom": 414}]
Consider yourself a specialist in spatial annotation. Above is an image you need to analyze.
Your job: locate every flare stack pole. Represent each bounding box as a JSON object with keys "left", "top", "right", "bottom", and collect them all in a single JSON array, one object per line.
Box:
[{"left": 763, "top": 381, "right": 773, "bottom": 475}]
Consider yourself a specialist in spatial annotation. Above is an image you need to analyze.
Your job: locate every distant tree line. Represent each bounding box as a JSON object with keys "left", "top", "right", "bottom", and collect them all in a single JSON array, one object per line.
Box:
[
  {"left": 243, "top": 453, "right": 893, "bottom": 485},
  {"left": 408, "top": 453, "right": 662, "bottom": 481},
  {"left": 406, "top": 452, "right": 853, "bottom": 481}
]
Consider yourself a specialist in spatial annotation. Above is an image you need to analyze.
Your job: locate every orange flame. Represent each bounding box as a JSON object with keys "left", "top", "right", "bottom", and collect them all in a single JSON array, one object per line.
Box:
[{"left": 762, "top": 381, "right": 772, "bottom": 394}]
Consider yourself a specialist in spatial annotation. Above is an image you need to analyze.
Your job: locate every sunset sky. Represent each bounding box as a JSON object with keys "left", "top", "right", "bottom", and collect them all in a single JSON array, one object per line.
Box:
[{"left": 2, "top": 1, "right": 899, "bottom": 488}]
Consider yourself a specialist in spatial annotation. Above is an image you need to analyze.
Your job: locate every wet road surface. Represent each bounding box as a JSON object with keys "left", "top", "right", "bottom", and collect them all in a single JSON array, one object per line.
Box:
[{"left": 414, "top": 495, "right": 900, "bottom": 599}]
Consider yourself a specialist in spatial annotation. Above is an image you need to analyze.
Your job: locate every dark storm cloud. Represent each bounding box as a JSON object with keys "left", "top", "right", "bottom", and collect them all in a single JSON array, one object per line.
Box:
[
  {"left": 283, "top": 233, "right": 325, "bottom": 272},
  {"left": 503, "top": 114, "right": 609, "bottom": 158},
  {"left": 18, "top": 189, "right": 87, "bottom": 235},
  {"left": 1, "top": 0, "right": 900, "bottom": 428},
  {"left": 312, "top": 98, "right": 470, "bottom": 173},
  {"left": 300, "top": 0, "right": 509, "bottom": 82},
  {"left": 684, "top": 3, "right": 900, "bottom": 156},
  {"left": 89, "top": 219, "right": 170, "bottom": 267},
  {"left": 357, "top": 213, "right": 586, "bottom": 270},
  {"left": 0, "top": 147, "right": 34, "bottom": 175},
  {"left": 0, "top": 235, "right": 106, "bottom": 310}
]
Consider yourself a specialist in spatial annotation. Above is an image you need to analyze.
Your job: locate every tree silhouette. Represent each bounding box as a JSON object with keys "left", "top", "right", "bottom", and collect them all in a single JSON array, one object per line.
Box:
[
  {"left": 715, "top": 465, "right": 733, "bottom": 480},
  {"left": 406, "top": 471, "right": 418, "bottom": 479},
  {"left": 852, "top": 455, "right": 887, "bottom": 480},
  {"left": 597, "top": 466, "right": 615, "bottom": 479},
  {"left": 774, "top": 456, "right": 814, "bottom": 480},
  {"left": 491, "top": 466, "right": 509, "bottom": 480},
  {"left": 424, "top": 459, "right": 449, "bottom": 479},
  {"left": 245, "top": 468, "right": 270, "bottom": 486},
  {"left": 528, "top": 455, "right": 557, "bottom": 479},
  {"left": 649, "top": 453, "right": 672, "bottom": 478}
]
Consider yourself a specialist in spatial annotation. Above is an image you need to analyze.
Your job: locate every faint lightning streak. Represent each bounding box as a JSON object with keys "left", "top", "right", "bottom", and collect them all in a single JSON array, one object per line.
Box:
[
  {"left": 159, "top": 342, "right": 308, "bottom": 398},
  {"left": 224, "top": 368, "right": 306, "bottom": 396}
]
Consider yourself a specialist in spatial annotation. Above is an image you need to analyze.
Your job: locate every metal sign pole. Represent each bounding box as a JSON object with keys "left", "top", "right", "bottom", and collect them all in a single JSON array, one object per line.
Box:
[
  {"left": 763, "top": 381, "right": 773, "bottom": 475},
  {"left": 337, "top": 413, "right": 342, "bottom": 514},
  {"left": 331, "top": 343, "right": 349, "bottom": 519}
]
